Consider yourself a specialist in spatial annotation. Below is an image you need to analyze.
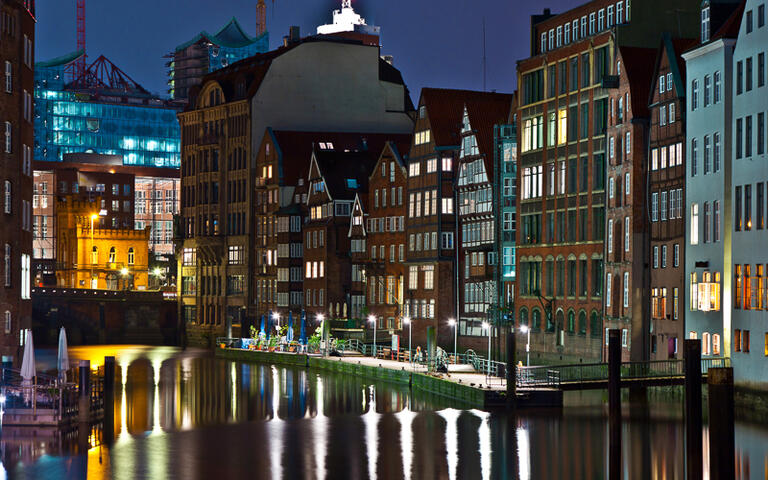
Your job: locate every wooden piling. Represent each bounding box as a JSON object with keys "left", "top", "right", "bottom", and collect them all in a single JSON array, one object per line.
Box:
[
  {"left": 78, "top": 360, "right": 91, "bottom": 424},
  {"left": 684, "top": 339, "right": 702, "bottom": 480},
  {"left": 103, "top": 356, "right": 116, "bottom": 444},
  {"left": 708, "top": 367, "right": 734, "bottom": 480},
  {"left": 608, "top": 329, "right": 621, "bottom": 480}
]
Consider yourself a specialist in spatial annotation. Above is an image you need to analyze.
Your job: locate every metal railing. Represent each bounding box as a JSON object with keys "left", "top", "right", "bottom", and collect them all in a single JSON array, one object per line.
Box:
[{"left": 516, "top": 357, "right": 731, "bottom": 389}]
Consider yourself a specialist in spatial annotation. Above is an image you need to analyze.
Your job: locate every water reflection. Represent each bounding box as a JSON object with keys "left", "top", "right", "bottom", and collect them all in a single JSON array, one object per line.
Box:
[{"left": 4, "top": 346, "right": 768, "bottom": 479}]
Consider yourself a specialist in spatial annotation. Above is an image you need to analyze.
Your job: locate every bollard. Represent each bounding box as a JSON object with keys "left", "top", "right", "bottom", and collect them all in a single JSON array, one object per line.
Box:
[
  {"left": 708, "top": 367, "right": 734, "bottom": 480},
  {"left": 608, "top": 329, "right": 621, "bottom": 480},
  {"left": 506, "top": 328, "right": 516, "bottom": 409},
  {"left": 78, "top": 360, "right": 91, "bottom": 424},
  {"left": 103, "top": 356, "right": 116, "bottom": 445},
  {"left": 684, "top": 339, "right": 702, "bottom": 480}
]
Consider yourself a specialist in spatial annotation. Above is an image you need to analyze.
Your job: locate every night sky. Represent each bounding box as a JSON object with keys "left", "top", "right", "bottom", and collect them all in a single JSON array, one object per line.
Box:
[{"left": 35, "top": 0, "right": 577, "bottom": 102}]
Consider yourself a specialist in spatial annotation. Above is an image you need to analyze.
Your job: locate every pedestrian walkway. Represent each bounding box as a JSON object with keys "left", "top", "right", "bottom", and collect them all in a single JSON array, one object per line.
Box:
[{"left": 328, "top": 353, "right": 507, "bottom": 391}]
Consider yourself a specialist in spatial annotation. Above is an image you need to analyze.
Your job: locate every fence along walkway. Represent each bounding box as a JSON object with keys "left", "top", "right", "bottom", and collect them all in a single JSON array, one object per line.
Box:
[{"left": 517, "top": 357, "right": 731, "bottom": 390}]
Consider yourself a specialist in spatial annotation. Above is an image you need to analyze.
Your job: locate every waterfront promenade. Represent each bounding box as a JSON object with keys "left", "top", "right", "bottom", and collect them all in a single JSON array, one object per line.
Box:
[{"left": 215, "top": 347, "right": 562, "bottom": 410}]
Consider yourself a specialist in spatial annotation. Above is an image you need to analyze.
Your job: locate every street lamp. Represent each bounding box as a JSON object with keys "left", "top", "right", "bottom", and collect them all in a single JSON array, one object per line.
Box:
[
  {"left": 403, "top": 316, "right": 411, "bottom": 367},
  {"left": 520, "top": 325, "right": 531, "bottom": 367},
  {"left": 368, "top": 314, "right": 377, "bottom": 358},
  {"left": 448, "top": 318, "right": 457, "bottom": 364},
  {"left": 483, "top": 322, "right": 491, "bottom": 376},
  {"left": 90, "top": 213, "right": 99, "bottom": 289}
]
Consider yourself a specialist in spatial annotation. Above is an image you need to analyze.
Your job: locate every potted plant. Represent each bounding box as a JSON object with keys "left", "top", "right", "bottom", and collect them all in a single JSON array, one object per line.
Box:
[{"left": 268, "top": 335, "right": 279, "bottom": 352}]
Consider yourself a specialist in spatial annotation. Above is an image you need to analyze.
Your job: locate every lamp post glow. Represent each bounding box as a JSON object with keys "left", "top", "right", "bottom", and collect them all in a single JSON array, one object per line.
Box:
[
  {"left": 483, "top": 322, "right": 491, "bottom": 376},
  {"left": 404, "top": 317, "right": 411, "bottom": 367},
  {"left": 90, "top": 213, "right": 99, "bottom": 289},
  {"left": 520, "top": 324, "right": 531, "bottom": 367},
  {"left": 368, "top": 315, "right": 377, "bottom": 357},
  {"left": 316, "top": 313, "right": 325, "bottom": 355},
  {"left": 448, "top": 318, "right": 457, "bottom": 364}
]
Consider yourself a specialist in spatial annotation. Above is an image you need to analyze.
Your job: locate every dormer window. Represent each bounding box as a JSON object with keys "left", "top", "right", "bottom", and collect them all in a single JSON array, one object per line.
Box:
[{"left": 701, "top": 5, "right": 711, "bottom": 43}]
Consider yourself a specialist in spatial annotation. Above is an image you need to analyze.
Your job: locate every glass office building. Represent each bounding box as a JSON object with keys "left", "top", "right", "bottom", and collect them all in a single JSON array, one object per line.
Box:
[{"left": 34, "top": 52, "right": 181, "bottom": 169}]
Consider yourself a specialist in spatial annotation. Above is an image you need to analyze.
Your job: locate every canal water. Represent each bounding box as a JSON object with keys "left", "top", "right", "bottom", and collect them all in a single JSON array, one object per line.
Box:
[{"left": 1, "top": 346, "right": 767, "bottom": 479}]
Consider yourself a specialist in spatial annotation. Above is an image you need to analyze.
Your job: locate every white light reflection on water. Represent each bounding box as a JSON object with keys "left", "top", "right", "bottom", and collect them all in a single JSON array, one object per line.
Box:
[
  {"left": 364, "top": 385, "right": 379, "bottom": 480},
  {"left": 397, "top": 408, "right": 416, "bottom": 480},
  {"left": 270, "top": 366, "right": 283, "bottom": 479},
  {"left": 438, "top": 408, "right": 460, "bottom": 480},
  {"left": 472, "top": 409, "right": 491, "bottom": 480},
  {"left": 517, "top": 426, "right": 531, "bottom": 480},
  {"left": 313, "top": 375, "right": 327, "bottom": 480}
]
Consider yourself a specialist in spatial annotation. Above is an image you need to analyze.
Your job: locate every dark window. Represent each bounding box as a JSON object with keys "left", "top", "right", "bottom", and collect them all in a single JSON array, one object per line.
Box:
[
  {"left": 593, "top": 154, "right": 605, "bottom": 190},
  {"left": 737, "top": 61, "right": 744, "bottom": 95},
  {"left": 579, "top": 208, "right": 588, "bottom": 241},
  {"left": 746, "top": 184, "right": 752, "bottom": 230},
  {"left": 559, "top": 61, "right": 568, "bottom": 95},
  {"left": 580, "top": 157, "right": 589, "bottom": 192},
  {"left": 571, "top": 57, "right": 579, "bottom": 91},
  {"left": 579, "top": 259, "right": 588, "bottom": 296},
  {"left": 546, "top": 259, "right": 555, "bottom": 295},
  {"left": 746, "top": 116, "right": 753, "bottom": 157},
  {"left": 578, "top": 311, "right": 587, "bottom": 336},
  {"left": 568, "top": 159, "right": 578, "bottom": 193},
  {"left": 747, "top": 57, "right": 753, "bottom": 91},
  {"left": 581, "top": 52, "right": 591, "bottom": 88},
  {"left": 569, "top": 106, "right": 578, "bottom": 141},
  {"left": 568, "top": 260, "right": 577, "bottom": 296},
  {"left": 736, "top": 185, "right": 743, "bottom": 231},
  {"left": 592, "top": 259, "right": 603, "bottom": 296},
  {"left": 580, "top": 103, "right": 589, "bottom": 139},
  {"left": 757, "top": 182, "right": 764, "bottom": 230},
  {"left": 590, "top": 311, "right": 601, "bottom": 338},
  {"left": 548, "top": 66, "right": 557, "bottom": 98},
  {"left": 759, "top": 53, "right": 765, "bottom": 88},
  {"left": 592, "top": 207, "right": 605, "bottom": 241},
  {"left": 759, "top": 112, "right": 765, "bottom": 155},
  {"left": 556, "top": 259, "right": 565, "bottom": 297},
  {"left": 567, "top": 211, "right": 577, "bottom": 242},
  {"left": 737, "top": 118, "right": 744, "bottom": 159},
  {"left": 594, "top": 99, "right": 608, "bottom": 135}
]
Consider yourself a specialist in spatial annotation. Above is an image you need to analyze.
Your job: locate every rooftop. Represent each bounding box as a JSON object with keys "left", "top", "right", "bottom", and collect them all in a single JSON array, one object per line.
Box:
[{"left": 174, "top": 17, "right": 267, "bottom": 52}]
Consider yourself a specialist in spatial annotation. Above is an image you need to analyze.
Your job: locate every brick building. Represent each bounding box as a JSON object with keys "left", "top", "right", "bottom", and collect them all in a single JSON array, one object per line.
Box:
[
  {"left": 304, "top": 149, "right": 379, "bottom": 321},
  {"left": 178, "top": 33, "right": 413, "bottom": 345},
  {"left": 254, "top": 130, "right": 410, "bottom": 326},
  {"left": 365, "top": 142, "right": 409, "bottom": 332},
  {"left": 647, "top": 36, "right": 697, "bottom": 360},
  {"left": 604, "top": 46, "right": 656, "bottom": 361},
  {"left": 516, "top": 0, "right": 701, "bottom": 364},
  {"left": 0, "top": 0, "right": 35, "bottom": 362}
]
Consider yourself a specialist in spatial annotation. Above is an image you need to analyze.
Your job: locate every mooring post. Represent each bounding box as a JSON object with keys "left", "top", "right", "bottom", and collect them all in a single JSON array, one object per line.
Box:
[
  {"left": 78, "top": 360, "right": 91, "bottom": 424},
  {"left": 506, "top": 327, "right": 516, "bottom": 409},
  {"left": 608, "top": 328, "right": 621, "bottom": 480},
  {"left": 684, "top": 339, "right": 702, "bottom": 480},
  {"left": 103, "top": 356, "right": 116, "bottom": 444},
  {"left": 708, "top": 367, "right": 734, "bottom": 480}
]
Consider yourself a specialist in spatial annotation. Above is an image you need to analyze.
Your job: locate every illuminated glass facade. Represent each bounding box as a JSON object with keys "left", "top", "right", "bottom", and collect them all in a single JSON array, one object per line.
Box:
[{"left": 34, "top": 53, "right": 181, "bottom": 169}]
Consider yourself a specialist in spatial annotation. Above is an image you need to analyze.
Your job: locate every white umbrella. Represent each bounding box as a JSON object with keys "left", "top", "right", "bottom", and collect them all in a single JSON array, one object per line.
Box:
[
  {"left": 19, "top": 329, "right": 35, "bottom": 405},
  {"left": 20, "top": 329, "right": 35, "bottom": 381},
  {"left": 57, "top": 327, "right": 69, "bottom": 382}
]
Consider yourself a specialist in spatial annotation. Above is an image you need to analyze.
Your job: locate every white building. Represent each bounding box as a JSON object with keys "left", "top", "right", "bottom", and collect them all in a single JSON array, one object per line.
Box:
[
  {"left": 317, "top": 0, "right": 381, "bottom": 37},
  {"left": 730, "top": 0, "right": 768, "bottom": 386}
]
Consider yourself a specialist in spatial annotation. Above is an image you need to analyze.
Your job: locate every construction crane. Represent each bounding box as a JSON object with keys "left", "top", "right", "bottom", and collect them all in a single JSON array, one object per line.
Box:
[{"left": 76, "top": 0, "right": 86, "bottom": 80}]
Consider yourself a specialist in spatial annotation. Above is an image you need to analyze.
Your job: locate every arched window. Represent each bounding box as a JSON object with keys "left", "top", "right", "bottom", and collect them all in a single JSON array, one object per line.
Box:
[
  {"left": 91, "top": 246, "right": 98, "bottom": 265},
  {"left": 556, "top": 310, "right": 565, "bottom": 333},
  {"left": 108, "top": 247, "right": 116, "bottom": 263},
  {"left": 590, "top": 311, "right": 601, "bottom": 338},
  {"left": 127, "top": 247, "right": 134, "bottom": 265},
  {"left": 519, "top": 308, "right": 528, "bottom": 327},
  {"left": 578, "top": 310, "right": 587, "bottom": 336},
  {"left": 567, "top": 310, "right": 576, "bottom": 333},
  {"left": 532, "top": 308, "right": 542, "bottom": 331}
]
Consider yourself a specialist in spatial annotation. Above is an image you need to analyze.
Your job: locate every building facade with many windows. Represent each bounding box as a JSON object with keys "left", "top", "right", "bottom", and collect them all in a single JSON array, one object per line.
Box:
[
  {"left": 682, "top": 0, "right": 743, "bottom": 365},
  {"left": 0, "top": 0, "right": 34, "bottom": 363},
  {"left": 729, "top": 0, "right": 768, "bottom": 384},
  {"left": 647, "top": 36, "right": 697, "bottom": 360},
  {"left": 517, "top": 0, "right": 702, "bottom": 363}
]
